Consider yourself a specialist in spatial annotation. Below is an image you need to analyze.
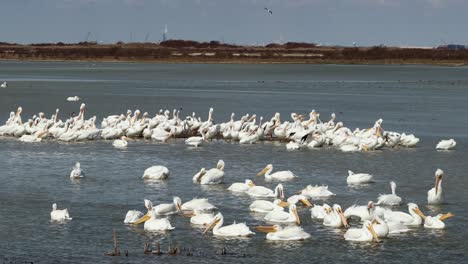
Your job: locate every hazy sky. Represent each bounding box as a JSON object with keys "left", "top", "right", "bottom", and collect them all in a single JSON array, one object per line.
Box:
[{"left": 0, "top": 0, "right": 466, "bottom": 46}]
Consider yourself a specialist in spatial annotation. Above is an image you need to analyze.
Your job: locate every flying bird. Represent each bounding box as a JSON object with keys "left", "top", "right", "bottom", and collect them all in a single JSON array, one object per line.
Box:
[{"left": 264, "top": 7, "right": 273, "bottom": 15}]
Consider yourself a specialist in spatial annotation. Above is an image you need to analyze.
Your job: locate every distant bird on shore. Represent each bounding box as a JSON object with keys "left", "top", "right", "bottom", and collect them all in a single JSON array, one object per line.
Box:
[
  {"left": 264, "top": 7, "right": 273, "bottom": 15},
  {"left": 67, "top": 96, "right": 80, "bottom": 102},
  {"left": 0, "top": 82, "right": 7, "bottom": 88}
]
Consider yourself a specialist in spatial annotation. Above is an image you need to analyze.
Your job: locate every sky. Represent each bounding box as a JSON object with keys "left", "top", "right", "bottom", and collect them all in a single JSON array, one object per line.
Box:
[{"left": 0, "top": 0, "right": 466, "bottom": 47}]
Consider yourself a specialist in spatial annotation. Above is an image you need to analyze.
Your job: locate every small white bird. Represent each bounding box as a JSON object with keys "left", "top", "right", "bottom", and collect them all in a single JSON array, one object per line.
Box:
[
  {"left": 427, "top": 169, "right": 444, "bottom": 205},
  {"left": 113, "top": 136, "right": 129, "bottom": 148},
  {"left": 347, "top": 170, "right": 373, "bottom": 184},
  {"left": 0, "top": 81, "right": 7, "bottom": 88},
  {"left": 66, "top": 96, "right": 80, "bottom": 102},
  {"left": 142, "top": 166, "right": 170, "bottom": 180},
  {"left": 376, "top": 181, "right": 402, "bottom": 206},
  {"left": 436, "top": 139, "right": 456, "bottom": 150},
  {"left": 50, "top": 203, "right": 72, "bottom": 221},
  {"left": 70, "top": 162, "right": 85, "bottom": 178}
]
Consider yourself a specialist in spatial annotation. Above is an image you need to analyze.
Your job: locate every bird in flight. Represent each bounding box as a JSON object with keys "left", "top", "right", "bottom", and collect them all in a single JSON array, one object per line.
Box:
[{"left": 264, "top": 7, "right": 273, "bottom": 15}]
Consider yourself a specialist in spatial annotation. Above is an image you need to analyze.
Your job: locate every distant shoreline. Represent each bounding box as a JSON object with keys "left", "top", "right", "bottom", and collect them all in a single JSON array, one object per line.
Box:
[{"left": 1, "top": 42, "right": 467, "bottom": 66}]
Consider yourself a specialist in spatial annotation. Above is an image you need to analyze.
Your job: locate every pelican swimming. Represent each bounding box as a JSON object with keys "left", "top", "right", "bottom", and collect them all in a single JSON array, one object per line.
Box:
[
  {"left": 189, "top": 209, "right": 215, "bottom": 226},
  {"left": 344, "top": 201, "right": 376, "bottom": 221},
  {"left": 347, "top": 170, "right": 373, "bottom": 184},
  {"left": 383, "top": 203, "right": 424, "bottom": 226},
  {"left": 193, "top": 160, "right": 225, "bottom": 184},
  {"left": 436, "top": 139, "right": 456, "bottom": 150},
  {"left": 323, "top": 204, "right": 348, "bottom": 228},
  {"left": 124, "top": 210, "right": 144, "bottom": 224},
  {"left": 142, "top": 210, "right": 175, "bottom": 231},
  {"left": 257, "top": 164, "right": 296, "bottom": 181},
  {"left": 413, "top": 210, "right": 454, "bottom": 229},
  {"left": 228, "top": 179, "right": 255, "bottom": 192},
  {"left": 376, "top": 181, "right": 402, "bottom": 206},
  {"left": 153, "top": 197, "right": 182, "bottom": 215},
  {"left": 50, "top": 203, "right": 72, "bottom": 221},
  {"left": 142, "top": 165, "right": 170, "bottom": 180},
  {"left": 256, "top": 225, "right": 311, "bottom": 241},
  {"left": 310, "top": 203, "right": 329, "bottom": 219},
  {"left": 113, "top": 136, "right": 129, "bottom": 148},
  {"left": 287, "top": 195, "right": 313, "bottom": 207},
  {"left": 427, "top": 169, "right": 444, "bottom": 205},
  {"left": 185, "top": 129, "right": 206, "bottom": 147},
  {"left": 298, "top": 185, "right": 335, "bottom": 199},
  {"left": 181, "top": 198, "right": 216, "bottom": 211},
  {"left": 70, "top": 162, "right": 84, "bottom": 178},
  {"left": 203, "top": 213, "right": 254, "bottom": 237},
  {"left": 248, "top": 183, "right": 284, "bottom": 199},
  {"left": 344, "top": 221, "right": 380, "bottom": 242},
  {"left": 249, "top": 199, "right": 288, "bottom": 213},
  {"left": 264, "top": 204, "right": 301, "bottom": 224}
]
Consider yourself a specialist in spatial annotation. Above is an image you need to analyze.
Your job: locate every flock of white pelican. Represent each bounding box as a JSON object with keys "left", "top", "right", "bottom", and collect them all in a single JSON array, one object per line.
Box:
[
  {"left": 0, "top": 103, "right": 457, "bottom": 151},
  {"left": 53, "top": 159, "right": 454, "bottom": 242}
]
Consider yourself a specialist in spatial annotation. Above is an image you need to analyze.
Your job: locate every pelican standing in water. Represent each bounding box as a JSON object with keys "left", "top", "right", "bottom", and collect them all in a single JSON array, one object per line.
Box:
[
  {"left": 203, "top": 213, "right": 254, "bottom": 237},
  {"left": 257, "top": 164, "right": 297, "bottom": 181},
  {"left": 193, "top": 160, "right": 225, "bottom": 184},
  {"left": 70, "top": 162, "right": 85, "bottom": 178},
  {"left": 427, "top": 169, "right": 444, "bottom": 205},
  {"left": 344, "top": 221, "right": 380, "bottom": 242},
  {"left": 347, "top": 170, "right": 373, "bottom": 184},
  {"left": 50, "top": 203, "right": 72, "bottom": 221},
  {"left": 376, "top": 181, "right": 402, "bottom": 206},
  {"left": 256, "top": 225, "right": 311, "bottom": 241},
  {"left": 142, "top": 166, "right": 170, "bottom": 180},
  {"left": 264, "top": 204, "right": 301, "bottom": 224}
]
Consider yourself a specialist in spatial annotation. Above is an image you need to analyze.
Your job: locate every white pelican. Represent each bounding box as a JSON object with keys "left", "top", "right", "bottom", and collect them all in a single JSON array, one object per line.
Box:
[
  {"left": 124, "top": 210, "right": 143, "bottom": 224},
  {"left": 257, "top": 164, "right": 296, "bottom": 181},
  {"left": 370, "top": 217, "right": 389, "bottom": 238},
  {"left": 228, "top": 179, "right": 255, "bottom": 192},
  {"left": 248, "top": 183, "right": 284, "bottom": 199},
  {"left": 427, "top": 169, "right": 444, "bottom": 205},
  {"left": 344, "top": 201, "right": 375, "bottom": 221},
  {"left": 383, "top": 203, "right": 424, "bottom": 226},
  {"left": 436, "top": 139, "right": 456, "bottom": 150},
  {"left": 113, "top": 136, "right": 129, "bottom": 148},
  {"left": 181, "top": 198, "right": 216, "bottom": 211},
  {"left": 0, "top": 81, "right": 7, "bottom": 88},
  {"left": 264, "top": 204, "right": 301, "bottom": 224},
  {"left": 413, "top": 210, "right": 454, "bottom": 229},
  {"left": 153, "top": 197, "right": 182, "bottom": 215},
  {"left": 189, "top": 209, "right": 215, "bottom": 226},
  {"left": 70, "top": 162, "right": 85, "bottom": 178},
  {"left": 203, "top": 213, "right": 254, "bottom": 237},
  {"left": 287, "top": 195, "right": 313, "bottom": 207},
  {"left": 142, "top": 210, "right": 175, "bottom": 231},
  {"left": 286, "top": 141, "right": 300, "bottom": 150},
  {"left": 376, "top": 181, "right": 402, "bottom": 206},
  {"left": 256, "top": 225, "right": 311, "bottom": 241},
  {"left": 344, "top": 221, "right": 380, "bottom": 242},
  {"left": 310, "top": 203, "right": 329, "bottom": 219},
  {"left": 323, "top": 204, "right": 348, "bottom": 228},
  {"left": 194, "top": 160, "right": 225, "bottom": 184},
  {"left": 50, "top": 203, "right": 72, "bottom": 221},
  {"left": 249, "top": 199, "right": 288, "bottom": 213},
  {"left": 142, "top": 166, "right": 170, "bottom": 180},
  {"left": 347, "top": 170, "right": 373, "bottom": 184},
  {"left": 185, "top": 129, "right": 206, "bottom": 147},
  {"left": 66, "top": 96, "right": 80, "bottom": 102},
  {"left": 298, "top": 185, "right": 335, "bottom": 199}
]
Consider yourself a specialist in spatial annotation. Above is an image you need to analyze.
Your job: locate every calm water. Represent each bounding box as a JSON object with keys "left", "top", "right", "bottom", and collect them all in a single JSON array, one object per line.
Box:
[{"left": 0, "top": 62, "right": 467, "bottom": 263}]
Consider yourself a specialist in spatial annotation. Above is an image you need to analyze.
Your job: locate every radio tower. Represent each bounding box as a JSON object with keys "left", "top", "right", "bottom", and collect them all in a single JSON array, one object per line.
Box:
[{"left": 162, "top": 25, "right": 168, "bottom": 42}]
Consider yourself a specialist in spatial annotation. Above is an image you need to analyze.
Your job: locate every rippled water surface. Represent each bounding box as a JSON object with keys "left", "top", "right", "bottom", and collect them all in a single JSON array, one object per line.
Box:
[{"left": 0, "top": 62, "right": 467, "bottom": 263}]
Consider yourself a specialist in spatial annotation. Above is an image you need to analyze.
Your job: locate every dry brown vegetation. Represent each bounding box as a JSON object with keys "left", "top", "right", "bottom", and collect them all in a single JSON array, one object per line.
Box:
[{"left": 0, "top": 40, "right": 467, "bottom": 65}]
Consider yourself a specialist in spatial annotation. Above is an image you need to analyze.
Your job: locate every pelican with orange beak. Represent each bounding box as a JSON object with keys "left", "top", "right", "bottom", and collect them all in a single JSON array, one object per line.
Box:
[
  {"left": 249, "top": 199, "right": 289, "bottom": 213},
  {"left": 323, "top": 204, "right": 349, "bottom": 228},
  {"left": 194, "top": 160, "right": 225, "bottom": 185},
  {"left": 228, "top": 179, "right": 255, "bottom": 192},
  {"left": 256, "top": 225, "right": 311, "bottom": 241},
  {"left": 427, "top": 169, "right": 444, "bottom": 205},
  {"left": 257, "top": 164, "right": 296, "bottom": 181},
  {"left": 344, "top": 220, "right": 380, "bottom": 242},
  {"left": 287, "top": 195, "right": 313, "bottom": 207},
  {"left": 248, "top": 183, "right": 285, "bottom": 199},
  {"left": 412, "top": 208, "right": 454, "bottom": 229},
  {"left": 202, "top": 213, "right": 254, "bottom": 237},
  {"left": 264, "top": 204, "right": 301, "bottom": 225}
]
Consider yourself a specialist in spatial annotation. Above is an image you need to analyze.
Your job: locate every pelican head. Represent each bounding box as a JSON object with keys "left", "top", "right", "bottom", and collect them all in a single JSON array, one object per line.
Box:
[
  {"left": 132, "top": 199, "right": 154, "bottom": 225},
  {"left": 333, "top": 204, "right": 349, "bottom": 227},
  {"left": 367, "top": 201, "right": 374, "bottom": 214},
  {"left": 410, "top": 204, "right": 426, "bottom": 220},
  {"left": 275, "top": 184, "right": 284, "bottom": 200},
  {"left": 74, "top": 162, "right": 81, "bottom": 169},
  {"left": 257, "top": 164, "right": 273, "bottom": 176},
  {"left": 203, "top": 212, "right": 223, "bottom": 235},
  {"left": 80, "top": 103, "right": 86, "bottom": 111},
  {"left": 216, "top": 160, "right": 225, "bottom": 171},
  {"left": 245, "top": 179, "right": 255, "bottom": 188},
  {"left": 17, "top": 107, "right": 23, "bottom": 114},
  {"left": 365, "top": 221, "right": 380, "bottom": 242},
  {"left": 52, "top": 203, "right": 57, "bottom": 210},
  {"left": 323, "top": 204, "right": 332, "bottom": 214},
  {"left": 434, "top": 169, "right": 444, "bottom": 194},
  {"left": 273, "top": 199, "right": 289, "bottom": 207},
  {"left": 144, "top": 199, "right": 153, "bottom": 210},
  {"left": 173, "top": 197, "right": 182, "bottom": 211}
]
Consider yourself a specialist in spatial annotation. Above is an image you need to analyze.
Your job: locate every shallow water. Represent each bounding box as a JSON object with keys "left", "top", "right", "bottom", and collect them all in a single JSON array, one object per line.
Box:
[{"left": 0, "top": 61, "right": 467, "bottom": 263}]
